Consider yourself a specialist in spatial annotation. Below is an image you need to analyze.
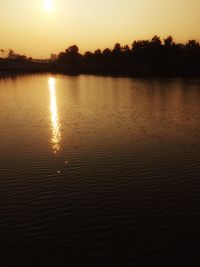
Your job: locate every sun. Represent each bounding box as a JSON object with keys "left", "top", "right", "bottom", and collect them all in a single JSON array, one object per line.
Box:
[{"left": 43, "top": 0, "right": 54, "bottom": 12}]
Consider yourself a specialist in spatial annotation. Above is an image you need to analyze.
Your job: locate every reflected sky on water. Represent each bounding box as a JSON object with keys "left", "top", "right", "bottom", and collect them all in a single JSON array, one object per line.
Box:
[{"left": 1, "top": 74, "right": 200, "bottom": 266}]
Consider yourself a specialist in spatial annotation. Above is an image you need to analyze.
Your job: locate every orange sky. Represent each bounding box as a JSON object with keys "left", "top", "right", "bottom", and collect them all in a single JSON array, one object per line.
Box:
[{"left": 0, "top": 0, "right": 199, "bottom": 58}]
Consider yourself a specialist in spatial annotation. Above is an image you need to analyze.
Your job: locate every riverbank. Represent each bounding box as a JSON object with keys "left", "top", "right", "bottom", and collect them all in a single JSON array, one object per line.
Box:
[{"left": 1, "top": 59, "right": 200, "bottom": 78}]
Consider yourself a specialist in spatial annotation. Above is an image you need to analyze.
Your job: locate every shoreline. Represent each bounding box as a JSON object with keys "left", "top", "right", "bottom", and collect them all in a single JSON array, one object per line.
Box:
[{"left": 0, "top": 62, "right": 200, "bottom": 79}]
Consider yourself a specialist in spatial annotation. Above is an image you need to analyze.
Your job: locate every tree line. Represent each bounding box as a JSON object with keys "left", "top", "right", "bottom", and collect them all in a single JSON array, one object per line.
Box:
[
  {"left": 57, "top": 36, "right": 200, "bottom": 76},
  {"left": 1, "top": 35, "right": 200, "bottom": 76}
]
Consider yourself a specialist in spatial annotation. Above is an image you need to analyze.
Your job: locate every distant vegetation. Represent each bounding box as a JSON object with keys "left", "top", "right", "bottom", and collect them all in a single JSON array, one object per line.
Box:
[{"left": 1, "top": 36, "right": 200, "bottom": 76}]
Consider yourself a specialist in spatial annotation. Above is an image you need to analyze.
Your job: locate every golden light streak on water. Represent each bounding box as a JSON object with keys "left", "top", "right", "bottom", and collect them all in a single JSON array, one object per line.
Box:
[{"left": 48, "top": 77, "right": 61, "bottom": 153}]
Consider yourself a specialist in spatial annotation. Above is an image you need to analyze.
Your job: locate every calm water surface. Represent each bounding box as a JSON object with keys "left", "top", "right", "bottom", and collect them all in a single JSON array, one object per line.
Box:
[{"left": 0, "top": 74, "right": 200, "bottom": 266}]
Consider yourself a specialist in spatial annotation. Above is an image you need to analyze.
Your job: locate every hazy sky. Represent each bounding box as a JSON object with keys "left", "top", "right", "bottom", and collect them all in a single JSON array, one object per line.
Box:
[{"left": 0, "top": 0, "right": 199, "bottom": 58}]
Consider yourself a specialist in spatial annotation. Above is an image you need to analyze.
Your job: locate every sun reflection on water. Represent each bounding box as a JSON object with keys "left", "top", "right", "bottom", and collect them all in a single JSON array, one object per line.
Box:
[{"left": 48, "top": 77, "right": 61, "bottom": 153}]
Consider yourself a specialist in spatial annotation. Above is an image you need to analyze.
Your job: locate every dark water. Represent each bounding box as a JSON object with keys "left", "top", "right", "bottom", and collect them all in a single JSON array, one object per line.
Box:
[{"left": 1, "top": 74, "right": 200, "bottom": 266}]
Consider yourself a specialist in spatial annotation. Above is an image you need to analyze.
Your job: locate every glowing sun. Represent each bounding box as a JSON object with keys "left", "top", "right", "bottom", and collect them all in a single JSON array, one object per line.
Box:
[{"left": 43, "top": 0, "right": 54, "bottom": 12}]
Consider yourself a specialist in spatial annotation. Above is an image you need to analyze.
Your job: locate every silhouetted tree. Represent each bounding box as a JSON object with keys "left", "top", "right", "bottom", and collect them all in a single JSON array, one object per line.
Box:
[
  {"left": 113, "top": 43, "right": 122, "bottom": 54},
  {"left": 58, "top": 45, "right": 82, "bottom": 72},
  {"left": 151, "top": 35, "right": 162, "bottom": 47},
  {"left": 122, "top": 45, "right": 130, "bottom": 53},
  {"left": 8, "top": 49, "right": 15, "bottom": 59},
  {"left": 186, "top": 40, "right": 200, "bottom": 50},
  {"left": 164, "top": 36, "right": 174, "bottom": 47},
  {"left": 66, "top": 45, "right": 79, "bottom": 55},
  {"left": 103, "top": 48, "right": 112, "bottom": 56},
  {"left": 54, "top": 36, "right": 200, "bottom": 76},
  {"left": 94, "top": 49, "right": 102, "bottom": 56}
]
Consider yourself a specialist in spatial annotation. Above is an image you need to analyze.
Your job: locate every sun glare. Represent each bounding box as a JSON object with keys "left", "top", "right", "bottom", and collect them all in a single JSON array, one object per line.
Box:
[
  {"left": 43, "top": 0, "right": 54, "bottom": 12},
  {"left": 48, "top": 77, "right": 61, "bottom": 153}
]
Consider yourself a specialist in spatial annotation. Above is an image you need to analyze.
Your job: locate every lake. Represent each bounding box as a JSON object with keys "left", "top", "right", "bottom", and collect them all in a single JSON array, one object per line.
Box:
[{"left": 0, "top": 74, "right": 200, "bottom": 266}]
